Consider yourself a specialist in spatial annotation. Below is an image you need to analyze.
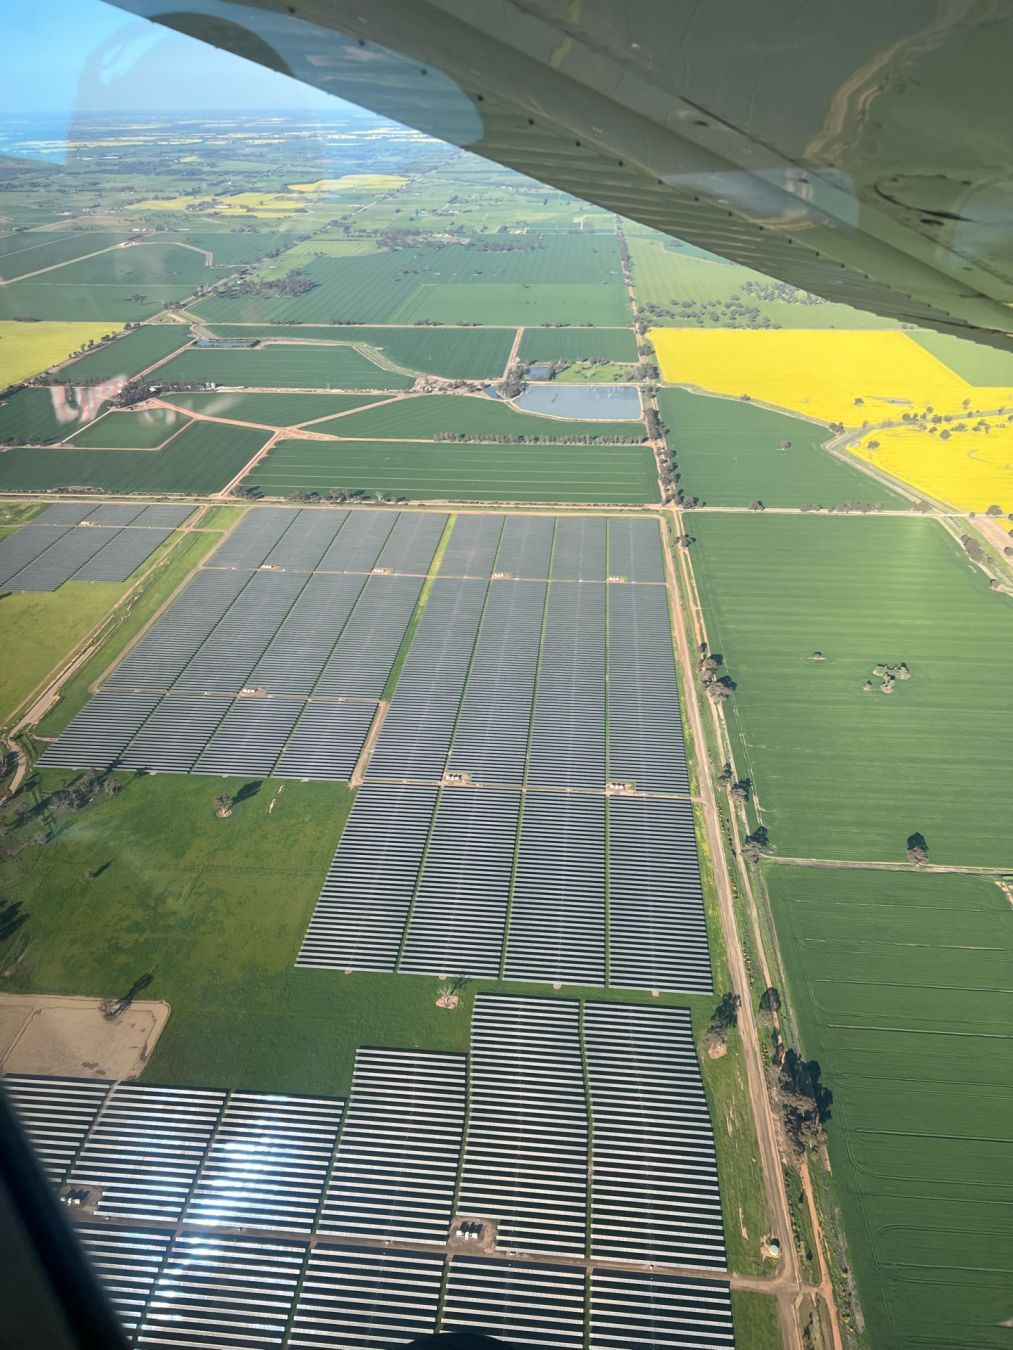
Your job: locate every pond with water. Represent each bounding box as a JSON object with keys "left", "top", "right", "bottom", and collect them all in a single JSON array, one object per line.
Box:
[{"left": 512, "top": 383, "right": 642, "bottom": 421}]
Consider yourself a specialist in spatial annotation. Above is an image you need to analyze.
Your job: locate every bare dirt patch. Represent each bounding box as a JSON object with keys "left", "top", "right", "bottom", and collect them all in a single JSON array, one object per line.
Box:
[{"left": 0, "top": 994, "right": 170, "bottom": 1079}]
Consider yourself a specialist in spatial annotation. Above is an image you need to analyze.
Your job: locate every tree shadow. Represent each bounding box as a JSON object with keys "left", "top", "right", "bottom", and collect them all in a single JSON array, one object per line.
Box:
[
  {"left": 0, "top": 900, "right": 28, "bottom": 942},
  {"left": 233, "top": 781, "right": 263, "bottom": 805}
]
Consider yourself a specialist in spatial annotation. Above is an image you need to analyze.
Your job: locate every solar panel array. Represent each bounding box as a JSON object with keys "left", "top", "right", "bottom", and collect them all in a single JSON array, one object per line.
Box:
[
  {"left": 446, "top": 578, "right": 546, "bottom": 785},
  {"left": 320, "top": 1049, "right": 465, "bottom": 1243},
  {"left": 456, "top": 996, "right": 728, "bottom": 1279},
  {"left": 527, "top": 581, "right": 607, "bottom": 790},
  {"left": 299, "top": 786, "right": 708, "bottom": 993},
  {"left": 0, "top": 503, "right": 191, "bottom": 591},
  {"left": 608, "top": 796, "right": 712, "bottom": 994},
  {"left": 400, "top": 787, "right": 519, "bottom": 978},
  {"left": 206, "top": 506, "right": 450, "bottom": 576},
  {"left": 39, "top": 505, "right": 451, "bottom": 778},
  {"left": 460, "top": 996, "right": 588, "bottom": 1256},
  {"left": 608, "top": 584, "right": 690, "bottom": 794},
  {"left": 590, "top": 1270, "right": 735, "bottom": 1350},
  {"left": 299, "top": 783, "right": 437, "bottom": 970},
  {"left": 443, "top": 1257, "right": 586, "bottom": 1350},
  {"left": 39, "top": 510, "right": 682, "bottom": 794},
  {"left": 5, "top": 999, "right": 734, "bottom": 1347},
  {"left": 39, "top": 576, "right": 425, "bottom": 779},
  {"left": 288, "top": 1246, "right": 445, "bottom": 1350},
  {"left": 506, "top": 791, "right": 607, "bottom": 985},
  {"left": 367, "top": 578, "right": 488, "bottom": 780},
  {"left": 584, "top": 1004, "right": 727, "bottom": 1269}
]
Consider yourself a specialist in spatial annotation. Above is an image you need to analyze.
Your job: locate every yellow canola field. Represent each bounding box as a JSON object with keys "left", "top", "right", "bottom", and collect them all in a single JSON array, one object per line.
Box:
[
  {"left": 132, "top": 175, "right": 406, "bottom": 218},
  {"left": 129, "top": 192, "right": 309, "bottom": 216},
  {"left": 651, "top": 328, "right": 1013, "bottom": 511},
  {"left": 0, "top": 321, "right": 122, "bottom": 388},
  {"left": 288, "top": 175, "right": 406, "bottom": 192},
  {"left": 853, "top": 425, "right": 1012, "bottom": 514}
]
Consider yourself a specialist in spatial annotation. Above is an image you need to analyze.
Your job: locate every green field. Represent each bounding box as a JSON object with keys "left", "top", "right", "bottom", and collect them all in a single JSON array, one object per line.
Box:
[
  {"left": 204, "top": 324, "right": 515, "bottom": 379},
  {"left": 0, "top": 230, "right": 127, "bottom": 281},
  {"left": 730, "top": 1293, "right": 781, "bottom": 1350},
  {"left": 194, "top": 239, "right": 630, "bottom": 325},
  {"left": 0, "top": 386, "right": 109, "bottom": 444},
  {"left": 64, "top": 406, "right": 191, "bottom": 448},
  {"left": 0, "top": 282, "right": 189, "bottom": 322},
  {"left": 159, "top": 231, "right": 290, "bottom": 267},
  {"left": 0, "top": 420, "right": 267, "bottom": 493},
  {"left": 42, "top": 241, "right": 217, "bottom": 288},
  {"left": 309, "top": 392, "right": 644, "bottom": 441},
  {"left": 162, "top": 391, "right": 386, "bottom": 425},
  {"left": 392, "top": 282, "right": 632, "bottom": 327},
  {"left": 911, "top": 330, "right": 1013, "bottom": 384},
  {"left": 631, "top": 240, "right": 897, "bottom": 329},
  {"left": 55, "top": 323, "right": 192, "bottom": 382},
  {"left": 246, "top": 437, "right": 659, "bottom": 502},
  {"left": 768, "top": 865, "right": 1012, "bottom": 1350},
  {"left": 0, "top": 770, "right": 460, "bottom": 1095},
  {"left": 658, "top": 389, "right": 907, "bottom": 507},
  {"left": 519, "top": 326, "right": 637, "bottom": 362},
  {"left": 0, "top": 582, "right": 126, "bottom": 723},
  {"left": 690, "top": 514, "right": 1013, "bottom": 865},
  {"left": 154, "top": 344, "right": 413, "bottom": 390}
]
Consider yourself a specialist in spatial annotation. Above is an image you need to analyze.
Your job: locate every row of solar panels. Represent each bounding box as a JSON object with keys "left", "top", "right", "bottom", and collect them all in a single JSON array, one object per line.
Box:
[
  {"left": 210, "top": 506, "right": 447, "bottom": 575},
  {"left": 0, "top": 503, "right": 193, "bottom": 591},
  {"left": 30, "top": 503, "right": 194, "bottom": 529},
  {"left": 208, "top": 506, "right": 665, "bottom": 584},
  {"left": 77, "top": 1234, "right": 734, "bottom": 1350},
  {"left": 40, "top": 691, "right": 375, "bottom": 779},
  {"left": 42, "top": 576, "right": 687, "bottom": 793},
  {"left": 299, "top": 786, "right": 711, "bottom": 993},
  {"left": 5, "top": 999, "right": 724, "bottom": 1269},
  {"left": 437, "top": 511, "right": 666, "bottom": 584}
]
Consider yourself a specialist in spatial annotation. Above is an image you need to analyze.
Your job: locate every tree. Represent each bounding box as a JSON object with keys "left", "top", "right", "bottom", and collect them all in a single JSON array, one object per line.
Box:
[
  {"left": 906, "top": 831, "right": 929, "bottom": 864},
  {"left": 742, "top": 825, "right": 768, "bottom": 863},
  {"left": 986, "top": 503, "right": 1003, "bottom": 516},
  {"left": 731, "top": 780, "right": 751, "bottom": 803},
  {"left": 710, "top": 992, "right": 741, "bottom": 1032},
  {"left": 747, "top": 499, "right": 765, "bottom": 511},
  {"left": 214, "top": 793, "right": 234, "bottom": 819},
  {"left": 759, "top": 986, "right": 781, "bottom": 1014}
]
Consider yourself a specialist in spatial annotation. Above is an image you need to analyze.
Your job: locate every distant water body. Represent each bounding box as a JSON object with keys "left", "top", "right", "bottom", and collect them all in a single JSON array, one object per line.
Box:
[{"left": 513, "top": 384, "right": 642, "bottom": 421}]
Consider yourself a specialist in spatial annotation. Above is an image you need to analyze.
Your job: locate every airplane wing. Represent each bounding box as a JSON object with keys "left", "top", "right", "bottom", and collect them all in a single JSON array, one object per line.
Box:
[{"left": 110, "top": 0, "right": 1013, "bottom": 348}]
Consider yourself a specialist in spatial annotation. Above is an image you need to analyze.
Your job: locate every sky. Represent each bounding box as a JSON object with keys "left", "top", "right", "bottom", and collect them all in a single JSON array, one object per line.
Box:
[{"left": 0, "top": 0, "right": 345, "bottom": 113}]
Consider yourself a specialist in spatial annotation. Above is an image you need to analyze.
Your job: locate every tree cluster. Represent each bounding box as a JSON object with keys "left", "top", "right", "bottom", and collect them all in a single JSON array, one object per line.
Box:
[
  {"left": 771, "top": 1045, "right": 829, "bottom": 1157},
  {"left": 218, "top": 271, "right": 317, "bottom": 299},
  {"left": 960, "top": 534, "right": 988, "bottom": 564},
  {"left": 433, "top": 431, "right": 644, "bottom": 446},
  {"left": 499, "top": 363, "right": 528, "bottom": 399},
  {"left": 698, "top": 647, "right": 736, "bottom": 702}
]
